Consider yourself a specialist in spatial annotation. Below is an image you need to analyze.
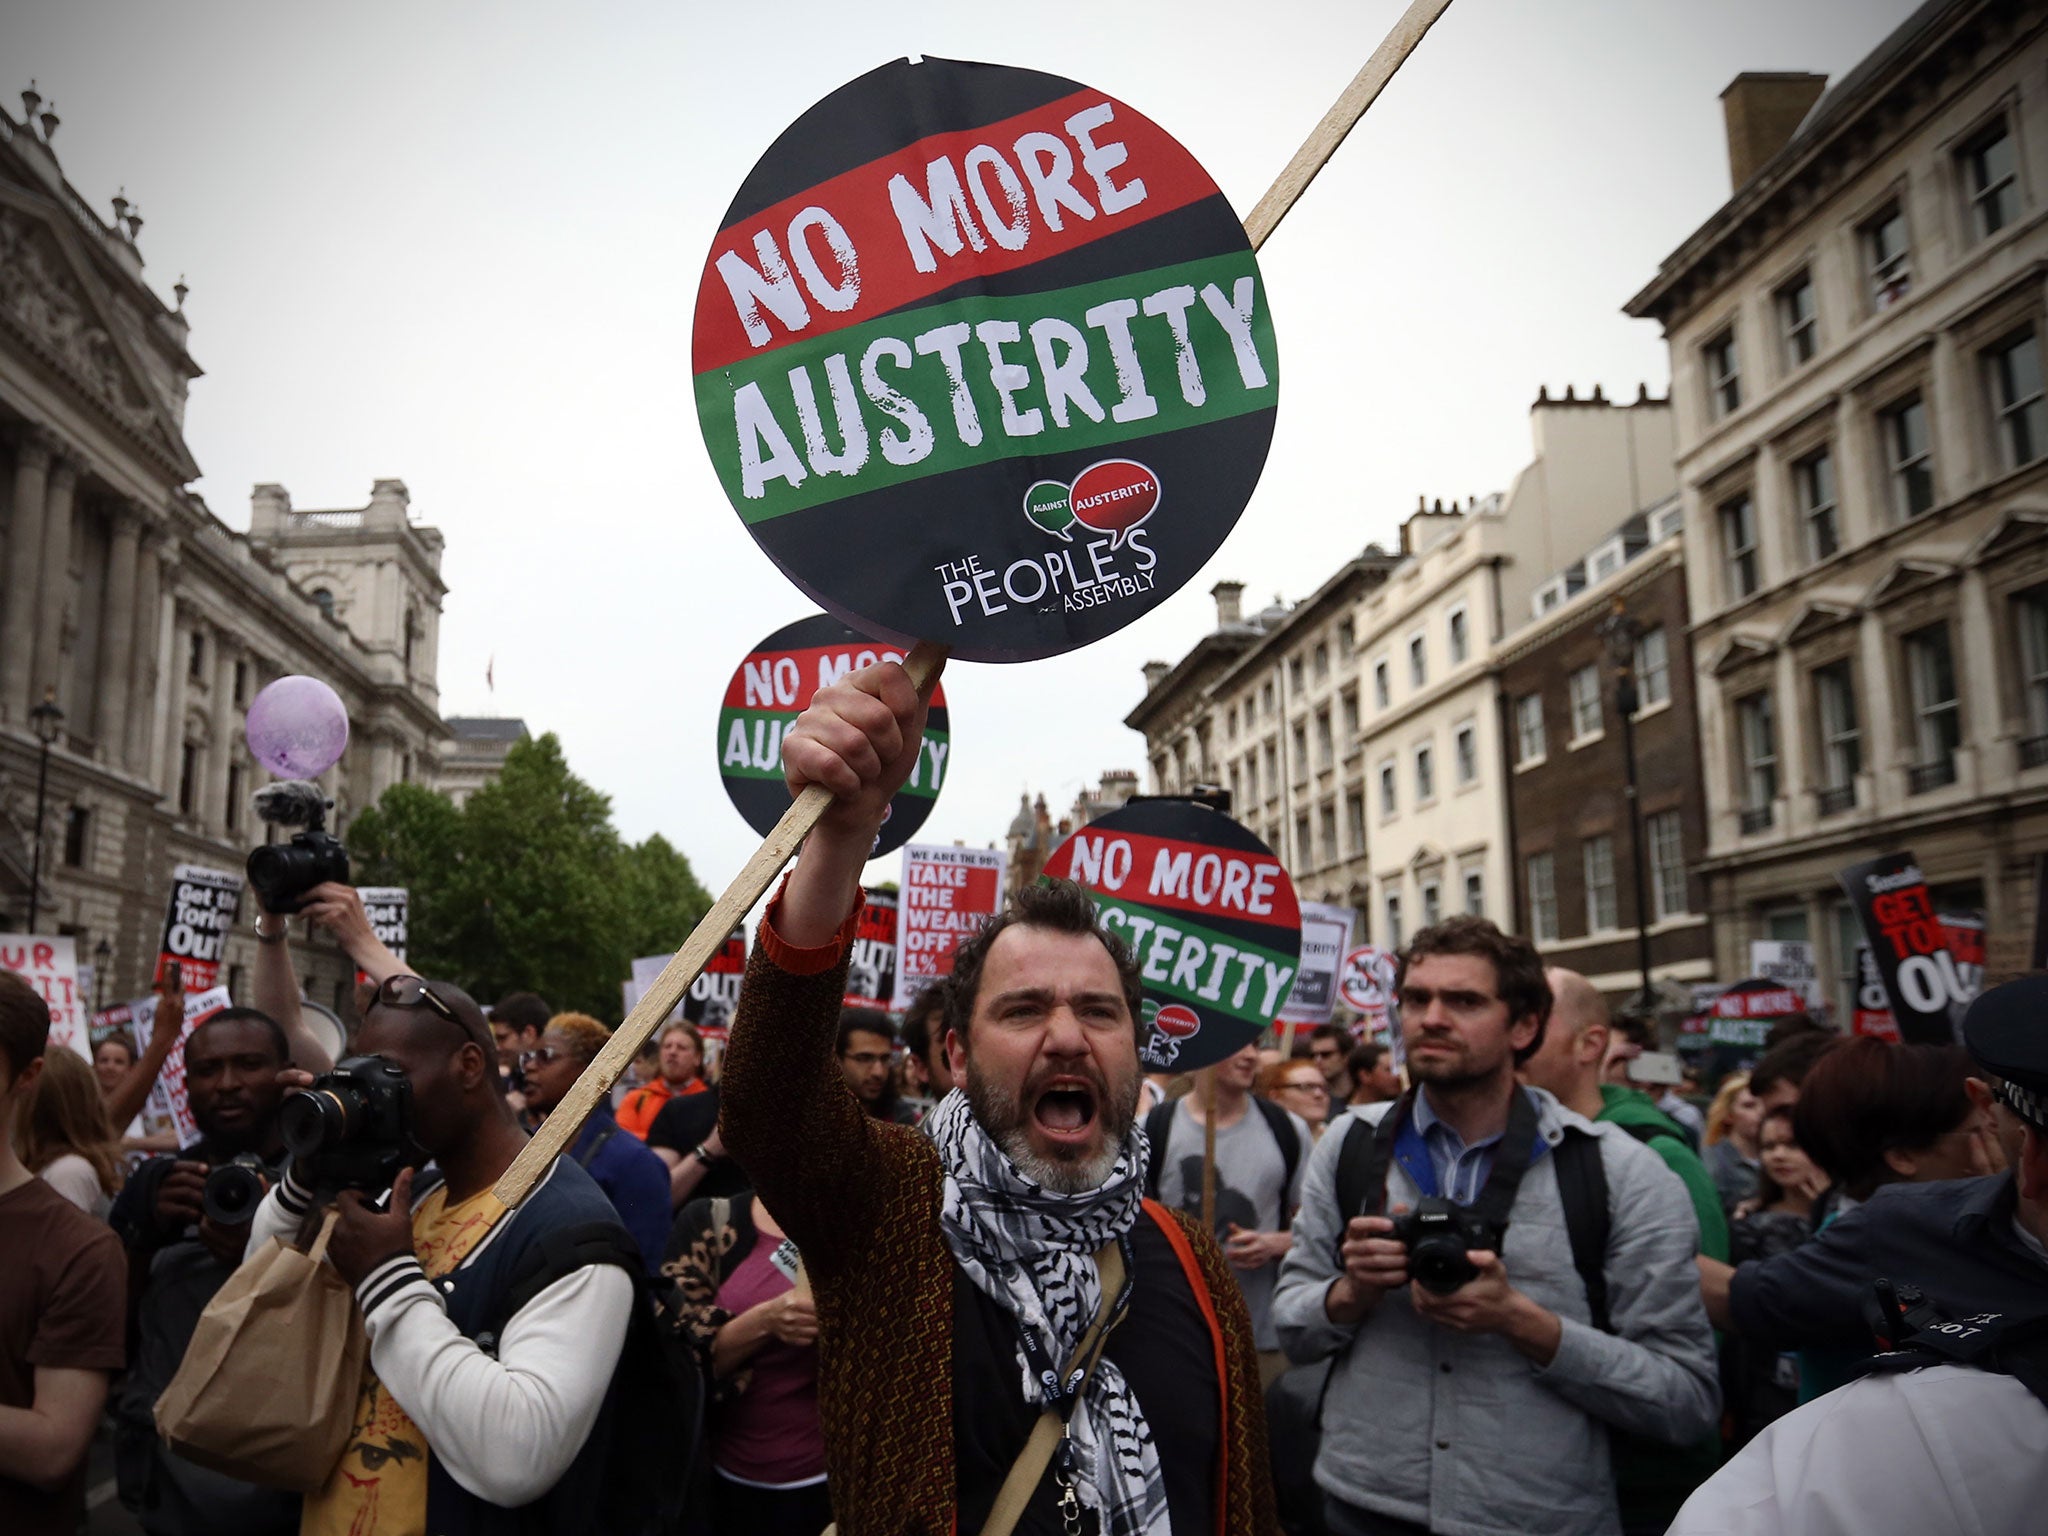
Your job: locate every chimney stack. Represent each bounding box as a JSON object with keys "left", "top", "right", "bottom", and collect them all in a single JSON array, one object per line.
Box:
[
  {"left": 1142, "top": 660, "right": 1171, "bottom": 692},
  {"left": 1720, "top": 73, "right": 1827, "bottom": 188},
  {"left": 1211, "top": 580, "right": 1245, "bottom": 627}
]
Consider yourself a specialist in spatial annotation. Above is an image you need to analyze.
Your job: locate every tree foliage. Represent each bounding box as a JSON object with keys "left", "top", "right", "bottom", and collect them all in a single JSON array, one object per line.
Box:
[{"left": 348, "top": 733, "right": 712, "bottom": 1020}]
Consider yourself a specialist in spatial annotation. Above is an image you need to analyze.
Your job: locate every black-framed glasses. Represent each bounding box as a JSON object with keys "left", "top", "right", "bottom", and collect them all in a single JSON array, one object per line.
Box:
[{"left": 378, "top": 974, "right": 489, "bottom": 1052}]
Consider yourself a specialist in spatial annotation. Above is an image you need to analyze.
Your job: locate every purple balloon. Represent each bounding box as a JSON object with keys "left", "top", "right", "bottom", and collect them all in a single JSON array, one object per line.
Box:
[{"left": 245, "top": 675, "right": 350, "bottom": 778}]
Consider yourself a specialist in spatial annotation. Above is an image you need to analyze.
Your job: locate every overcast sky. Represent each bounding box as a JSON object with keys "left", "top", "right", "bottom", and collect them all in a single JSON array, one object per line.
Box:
[{"left": 8, "top": 0, "right": 1918, "bottom": 897}]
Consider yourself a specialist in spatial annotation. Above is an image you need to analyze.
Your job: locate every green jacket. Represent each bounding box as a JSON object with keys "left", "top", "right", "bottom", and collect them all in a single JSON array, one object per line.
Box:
[{"left": 1596, "top": 1083, "right": 1728, "bottom": 1524}]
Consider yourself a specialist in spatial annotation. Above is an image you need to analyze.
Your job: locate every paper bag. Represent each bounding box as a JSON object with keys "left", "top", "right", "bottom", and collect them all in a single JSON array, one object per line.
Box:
[{"left": 155, "top": 1210, "right": 366, "bottom": 1493}]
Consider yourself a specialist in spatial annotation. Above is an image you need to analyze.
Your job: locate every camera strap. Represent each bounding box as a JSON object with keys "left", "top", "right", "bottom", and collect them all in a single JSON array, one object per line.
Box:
[{"left": 1337, "top": 1085, "right": 1541, "bottom": 1224}]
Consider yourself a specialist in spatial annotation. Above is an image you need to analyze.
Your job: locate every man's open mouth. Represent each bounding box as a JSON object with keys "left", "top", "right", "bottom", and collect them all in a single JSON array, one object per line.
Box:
[{"left": 1032, "top": 1080, "right": 1099, "bottom": 1136}]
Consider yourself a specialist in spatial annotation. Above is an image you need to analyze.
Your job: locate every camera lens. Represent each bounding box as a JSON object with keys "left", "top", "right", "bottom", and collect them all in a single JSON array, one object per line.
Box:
[
  {"left": 1409, "top": 1239, "right": 1478, "bottom": 1295},
  {"left": 281, "top": 1083, "right": 360, "bottom": 1156},
  {"left": 201, "top": 1162, "right": 267, "bottom": 1224}
]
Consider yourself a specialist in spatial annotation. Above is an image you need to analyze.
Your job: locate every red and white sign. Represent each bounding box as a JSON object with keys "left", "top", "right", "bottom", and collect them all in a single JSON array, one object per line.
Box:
[
  {"left": 1337, "top": 945, "right": 1397, "bottom": 1021},
  {"left": 891, "top": 844, "right": 1007, "bottom": 1010},
  {"left": 0, "top": 934, "right": 86, "bottom": 1056}
]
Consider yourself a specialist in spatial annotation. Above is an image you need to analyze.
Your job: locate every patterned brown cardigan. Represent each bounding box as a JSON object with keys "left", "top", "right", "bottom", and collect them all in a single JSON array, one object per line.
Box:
[{"left": 720, "top": 891, "right": 1278, "bottom": 1536}]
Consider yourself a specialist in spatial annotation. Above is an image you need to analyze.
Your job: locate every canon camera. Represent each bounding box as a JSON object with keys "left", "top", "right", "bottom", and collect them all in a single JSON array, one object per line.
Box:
[
  {"left": 1391, "top": 1197, "right": 1507, "bottom": 1295},
  {"left": 200, "top": 1153, "right": 272, "bottom": 1225},
  {"left": 280, "top": 1054, "right": 419, "bottom": 1194},
  {"left": 245, "top": 779, "right": 350, "bottom": 914}
]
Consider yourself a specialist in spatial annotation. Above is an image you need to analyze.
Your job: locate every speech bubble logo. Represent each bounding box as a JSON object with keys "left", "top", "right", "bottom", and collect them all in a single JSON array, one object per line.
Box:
[
  {"left": 1152, "top": 1002, "right": 1202, "bottom": 1040},
  {"left": 1068, "top": 459, "right": 1161, "bottom": 548},
  {"left": 1024, "top": 480, "right": 1074, "bottom": 541}
]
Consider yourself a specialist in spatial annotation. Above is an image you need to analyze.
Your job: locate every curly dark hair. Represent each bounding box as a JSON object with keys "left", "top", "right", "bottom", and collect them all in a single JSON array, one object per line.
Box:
[
  {"left": 942, "top": 878, "right": 1144, "bottom": 1043},
  {"left": 1397, "top": 915, "right": 1553, "bottom": 1065}
]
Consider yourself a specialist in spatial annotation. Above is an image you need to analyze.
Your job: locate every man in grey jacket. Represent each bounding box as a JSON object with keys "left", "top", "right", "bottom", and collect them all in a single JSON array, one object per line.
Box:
[{"left": 1273, "top": 917, "right": 1718, "bottom": 1536}]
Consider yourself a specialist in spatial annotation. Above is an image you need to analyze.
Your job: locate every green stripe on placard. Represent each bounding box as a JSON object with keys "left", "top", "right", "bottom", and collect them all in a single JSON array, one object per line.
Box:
[
  {"left": 718, "top": 708, "right": 948, "bottom": 797},
  {"left": 1087, "top": 892, "right": 1297, "bottom": 1023},
  {"left": 696, "top": 251, "right": 1276, "bottom": 523}
]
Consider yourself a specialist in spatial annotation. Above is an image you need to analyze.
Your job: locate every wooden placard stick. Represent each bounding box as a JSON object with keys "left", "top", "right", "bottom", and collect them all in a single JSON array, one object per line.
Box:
[
  {"left": 493, "top": 0, "right": 1453, "bottom": 1209},
  {"left": 494, "top": 641, "right": 948, "bottom": 1205},
  {"left": 1242, "top": 0, "right": 1456, "bottom": 253},
  {"left": 1200, "top": 1067, "right": 1219, "bottom": 1235}
]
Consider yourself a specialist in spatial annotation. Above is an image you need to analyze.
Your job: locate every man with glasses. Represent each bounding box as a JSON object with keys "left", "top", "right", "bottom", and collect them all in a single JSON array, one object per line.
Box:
[
  {"left": 519, "top": 1013, "right": 670, "bottom": 1274},
  {"left": 1273, "top": 916, "right": 1716, "bottom": 1536},
  {"left": 247, "top": 974, "right": 644, "bottom": 1536},
  {"left": 838, "top": 1008, "right": 920, "bottom": 1126},
  {"left": 1309, "top": 1023, "right": 1356, "bottom": 1105}
]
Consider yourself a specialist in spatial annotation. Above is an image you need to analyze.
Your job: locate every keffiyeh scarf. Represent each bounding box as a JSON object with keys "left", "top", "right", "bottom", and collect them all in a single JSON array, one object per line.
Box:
[{"left": 926, "top": 1089, "right": 1169, "bottom": 1536}]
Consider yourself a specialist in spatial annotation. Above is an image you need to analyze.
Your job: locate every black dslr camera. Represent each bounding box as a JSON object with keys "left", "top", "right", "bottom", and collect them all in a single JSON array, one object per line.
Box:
[
  {"left": 280, "top": 1055, "right": 419, "bottom": 1194},
  {"left": 246, "top": 780, "right": 350, "bottom": 915},
  {"left": 200, "top": 1153, "right": 272, "bottom": 1225},
  {"left": 1391, "top": 1197, "right": 1507, "bottom": 1295}
]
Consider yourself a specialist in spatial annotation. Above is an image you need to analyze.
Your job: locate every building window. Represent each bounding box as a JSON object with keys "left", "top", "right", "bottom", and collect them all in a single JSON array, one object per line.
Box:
[
  {"left": 1338, "top": 618, "right": 1356, "bottom": 657},
  {"left": 1263, "top": 740, "right": 1278, "bottom": 791},
  {"left": 1516, "top": 693, "right": 1546, "bottom": 763},
  {"left": 1262, "top": 680, "right": 1276, "bottom": 718},
  {"left": 2018, "top": 590, "right": 2048, "bottom": 757},
  {"left": 1315, "top": 708, "right": 1334, "bottom": 769},
  {"left": 1245, "top": 753, "right": 1260, "bottom": 803},
  {"left": 1408, "top": 634, "right": 1427, "bottom": 689},
  {"left": 1960, "top": 117, "right": 2018, "bottom": 241},
  {"left": 1737, "top": 690, "right": 1778, "bottom": 829},
  {"left": 232, "top": 660, "right": 248, "bottom": 706},
  {"left": 1879, "top": 395, "right": 1934, "bottom": 520},
  {"left": 1647, "top": 811, "right": 1686, "bottom": 920},
  {"left": 1320, "top": 802, "right": 1339, "bottom": 864},
  {"left": 1987, "top": 329, "right": 2045, "bottom": 471},
  {"left": 1814, "top": 661, "right": 1862, "bottom": 812},
  {"left": 1340, "top": 687, "right": 1360, "bottom": 742},
  {"left": 1421, "top": 878, "right": 1442, "bottom": 928},
  {"left": 1378, "top": 760, "right": 1397, "bottom": 818},
  {"left": 1295, "top": 814, "right": 1312, "bottom": 867},
  {"left": 1904, "top": 623, "right": 1961, "bottom": 792},
  {"left": 1776, "top": 270, "right": 1818, "bottom": 368},
  {"left": 187, "top": 631, "right": 206, "bottom": 682},
  {"left": 1313, "top": 642, "right": 1330, "bottom": 683},
  {"left": 1527, "top": 853, "right": 1558, "bottom": 944},
  {"left": 1636, "top": 627, "right": 1670, "bottom": 709},
  {"left": 311, "top": 587, "right": 335, "bottom": 619},
  {"left": 1292, "top": 724, "right": 1309, "bottom": 782},
  {"left": 1454, "top": 720, "right": 1478, "bottom": 785},
  {"left": 1462, "top": 868, "right": 1484, "bottom": 916},
  {"left": 1447, "top": 606, "right": 1470, "bottom": 664},
  {"left": 1225, "top": 704, "right": 1238, "bottom": 742},
  {"left": 1346, "top": 791, "right": 1366, "bottom": 854},
  {"left": 1384, "top": 893, "right": 1404, "bottom": 950},
  {"left": 1372, "top": 658, "right": 1390, "bottom": 710},
  {"left": 1703, "top": 327, "right": 1741, "bottom": 418},
  {"left": 1583, "top": 835, "right": 1618, "bottom": 933},
  {"left": 1568, "top": 664, "right": 1603, "bottom": 740},
  {"left": 1229, "top": 764, "right": 1242, "bottom": 807},
  {"left": 1289, "top": 656, "right": 1305, "bottom": 693},
  {"left": 62, "top": 806, "right": 89, "bottom": 868},
  {"left": 178, "top": 742, "right": 199, "bottom": 816},
  {"left": 225, "top": 764, "right": 243, "bottom": 831},
  {"left": 1414, "top": 743, "right": 1435, "bottom": 803},
  {"left": 1863, "top": 203, "right": 1911, "bottom": 310},
  {"left": 1720, "top": 493, "right": 1759, "bottom": 598},
  {"left": 1794, "top": 448, "right": 1839, "bottom": 561}
]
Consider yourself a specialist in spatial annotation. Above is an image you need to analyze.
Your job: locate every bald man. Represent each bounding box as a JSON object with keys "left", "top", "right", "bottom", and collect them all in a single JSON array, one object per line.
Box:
[{"left": 1520, "top": 967, "right": 1729, "bottom": 1529}]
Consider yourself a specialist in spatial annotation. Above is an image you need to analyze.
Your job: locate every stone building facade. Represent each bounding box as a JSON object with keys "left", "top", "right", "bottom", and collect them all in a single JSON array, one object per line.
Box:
[
  {"left": 1625, "top": 0, "right": 2048, "bottom": 1005},
  {"left": 0, "top": 91, "right": 460, "bottom": 1014}
]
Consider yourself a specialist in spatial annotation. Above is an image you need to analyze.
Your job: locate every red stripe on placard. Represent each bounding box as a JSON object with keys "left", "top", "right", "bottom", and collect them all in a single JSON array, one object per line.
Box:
[
  {"left": 1044, "top": 827, "right": 1299, "bottom": 931},
  {"left": 693, "top": 90, "right": 1220, "bottom": 374},
  {"left": 722, "top": 643, "right": 951, "bottom": 710}
]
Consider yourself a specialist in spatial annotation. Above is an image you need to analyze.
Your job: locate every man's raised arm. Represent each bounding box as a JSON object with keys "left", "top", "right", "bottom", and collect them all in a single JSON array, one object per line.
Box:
[{"left": 718, "top": 657, "right": 938, "bottom": 1274}]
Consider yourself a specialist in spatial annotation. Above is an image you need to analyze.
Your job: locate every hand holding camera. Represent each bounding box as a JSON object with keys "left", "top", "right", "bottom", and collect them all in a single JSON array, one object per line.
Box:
[{"left": 327, "top": 1166, "right": 419, "bottom": 1287}]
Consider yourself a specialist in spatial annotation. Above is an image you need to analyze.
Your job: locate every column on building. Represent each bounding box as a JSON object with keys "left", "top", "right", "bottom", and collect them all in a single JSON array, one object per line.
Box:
[
  {"left": 32, "top": 452, "right": 80, "bottom": 706},
  {"left": 94, "top": 503, "right": 141, "bottom": 766},
  {"left": 0, "top": 430, "right": 53, "bottom": 722},
  {"left": 127, "top": 530, "right": 165, "bottom": 778},
  {"left": 207, "top": 629, "right": 237, "bottom": 835},
  {"left": 1855, "top": 614, "right": 1902, "bottom": 802},
  {"left": 1957, "top": 570, "right": 2001, "bottom": 790},
  {"left": 160, "top": 604, "right": 190, "bottom": 812}
]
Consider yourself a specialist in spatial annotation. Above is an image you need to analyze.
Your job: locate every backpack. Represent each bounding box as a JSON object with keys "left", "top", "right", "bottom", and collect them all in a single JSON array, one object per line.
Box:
[
  {"left": 1143, "top": 1095, "right": 1304, "bottom": 1229},
  {"left": 486, "top": 1222, "right": 706, "bottom": 1536}
]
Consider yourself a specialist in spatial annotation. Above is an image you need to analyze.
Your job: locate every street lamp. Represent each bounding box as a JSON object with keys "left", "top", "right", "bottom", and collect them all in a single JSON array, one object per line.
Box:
[
  {"left": 1596, "top": 602, "right": 1654, "bottom": 1009},
  {"left": 93, "top": 936, "right": 112, "bottom": 1012},
  {"left": 26, "top": 688, "right": 63, "bottom": 933}
]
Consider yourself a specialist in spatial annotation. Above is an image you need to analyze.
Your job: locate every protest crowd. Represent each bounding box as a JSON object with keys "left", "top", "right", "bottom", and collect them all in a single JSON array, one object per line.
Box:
[{"left": 5, "top": 657, "right": 2048, "bottom": 1536}]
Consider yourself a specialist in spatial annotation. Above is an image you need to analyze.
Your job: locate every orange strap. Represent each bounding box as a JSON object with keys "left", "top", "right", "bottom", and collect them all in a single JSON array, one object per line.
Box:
[{"left": 1141, "top": 1198, "right": 1231, "bottom": 1536}]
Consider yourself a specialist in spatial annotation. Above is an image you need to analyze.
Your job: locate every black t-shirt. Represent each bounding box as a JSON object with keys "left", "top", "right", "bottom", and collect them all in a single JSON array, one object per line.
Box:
[
  {"left": 953, "top": 1213, "right": 1218, "bottom": 1535},
  {"left": 645, "top": 1087, "right": 751, "bottom": 1202}
]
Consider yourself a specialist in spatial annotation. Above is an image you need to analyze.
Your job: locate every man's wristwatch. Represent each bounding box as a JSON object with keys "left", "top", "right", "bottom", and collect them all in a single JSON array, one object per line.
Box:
[
  {"left": 690, "top": 1143, "right": 720, "bottom": 1166},
  {"left": 255, "top": 916, "right": 289, "bottom": 946}
]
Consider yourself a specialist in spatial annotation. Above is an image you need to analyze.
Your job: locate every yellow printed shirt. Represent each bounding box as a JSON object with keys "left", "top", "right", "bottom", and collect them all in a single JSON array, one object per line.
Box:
[{"left": 302, "top": 1185, "right": 505, "bottom": 1536}]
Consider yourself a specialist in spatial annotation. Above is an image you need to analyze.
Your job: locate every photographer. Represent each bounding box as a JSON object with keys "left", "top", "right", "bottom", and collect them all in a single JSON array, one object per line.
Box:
[
  {"left": 252, "top": 880, "right": 409, "bottom": 1070},
  {"left": 1272, "top": 917, "right": 1717, "bottom": 1536},
  {"left": 107, "top": 1007, "right": 300, "bottom": 1536},
  {"left": 245, "top": 975, "right": 639, "bottom": 1535}
]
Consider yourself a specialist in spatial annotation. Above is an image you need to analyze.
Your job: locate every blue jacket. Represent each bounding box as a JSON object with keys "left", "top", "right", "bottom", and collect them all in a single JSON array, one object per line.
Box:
[{"left": 568, "top": 1104, "right": 671, "bottom": 1275}]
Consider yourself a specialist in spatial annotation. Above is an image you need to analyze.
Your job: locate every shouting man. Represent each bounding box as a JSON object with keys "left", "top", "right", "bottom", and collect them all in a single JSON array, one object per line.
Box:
[{"left": 722, "top": 658, "right": 1276, "bottom": 1535}]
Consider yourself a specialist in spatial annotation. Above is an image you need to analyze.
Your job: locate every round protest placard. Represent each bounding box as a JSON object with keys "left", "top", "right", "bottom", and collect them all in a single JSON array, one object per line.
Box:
[
  {"left": 1041, "top": 799, "right": 1299, "bottom": 1072},
  {"left": 693, "top": 56, "right": 1279, "bottom": 662},
  {"left": 719, "top": 614, "right": 952, "bottom": 858}
]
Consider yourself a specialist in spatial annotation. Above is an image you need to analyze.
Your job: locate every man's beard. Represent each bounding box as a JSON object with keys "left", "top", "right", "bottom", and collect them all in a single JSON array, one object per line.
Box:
[
  {"left": 963, "top": 1056, "right": 1141, "bottom": 1195},
  {"left": 1404, "top": 1034, "right": 1512, "bottom": 1094}
]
